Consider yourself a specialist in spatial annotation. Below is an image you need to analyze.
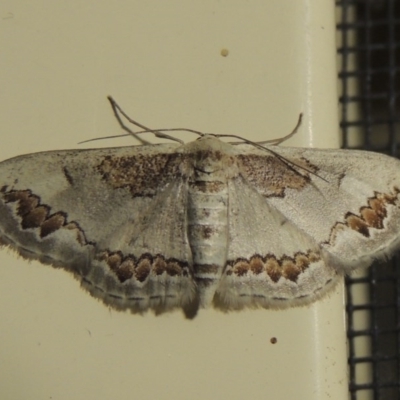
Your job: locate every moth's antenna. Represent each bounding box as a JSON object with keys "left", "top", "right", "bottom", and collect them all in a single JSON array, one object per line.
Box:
[
  {"left": 107, "top": 96, "right": 185, "bottom": 145},
  {"left": 221, "top": 114, "right": 303, "bottom": 146},
  {"left": 107, "top": 97, "right": 150, "bottom": 145},
  {"left": 150, "top": 114, "right": 303, "bottom": 145},
  {"left": 79, "top": 132, "right": 139, "bottom": 145},
  {"left": 78, "top": 128, "right": 207, "bottom": 145},
  {"left": 257, "top": 113, "right": 303, "bottom": 145},
  {"left": 79, "top": 96, "right": 214, "bottom": 145},
  {"left": 136, "top": 127, "right": 206, "bottom": 136}
]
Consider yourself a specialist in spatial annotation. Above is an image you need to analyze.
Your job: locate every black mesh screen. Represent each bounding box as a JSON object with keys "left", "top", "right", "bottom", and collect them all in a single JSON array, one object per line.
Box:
[{"left": 337, "top": 1, "right": 400, "bottom": 399}]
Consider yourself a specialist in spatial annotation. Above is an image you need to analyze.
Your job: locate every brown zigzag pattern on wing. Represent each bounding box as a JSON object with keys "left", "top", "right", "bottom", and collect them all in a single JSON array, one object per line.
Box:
[
  {"left": 226, "top": 251, "right": 321, "bottom": 283},
  {"left": 330, "top": 188, "right": 400, "bottom": 240},
  {"left": 97, "top": 251, "right": 190, "bottom": 283},
  {"left": 0, "top": 186, "right": 89, "bottom": 246}
]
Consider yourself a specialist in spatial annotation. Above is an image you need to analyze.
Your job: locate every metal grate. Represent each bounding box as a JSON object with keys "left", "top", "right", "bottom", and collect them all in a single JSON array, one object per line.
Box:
[{"left": 337, "top": 0, "right": 400, "bottom": 399}]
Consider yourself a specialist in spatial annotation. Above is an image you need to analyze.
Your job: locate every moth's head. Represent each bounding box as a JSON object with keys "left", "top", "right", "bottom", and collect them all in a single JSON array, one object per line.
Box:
[{"left": 183, "top": 135, "right": 236, "bottom": 174}]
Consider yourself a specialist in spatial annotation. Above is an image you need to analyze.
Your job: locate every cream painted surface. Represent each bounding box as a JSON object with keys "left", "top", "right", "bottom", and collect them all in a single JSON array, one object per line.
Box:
[{"left": 0, "top": 1, "right": 348, "bottom": 400}]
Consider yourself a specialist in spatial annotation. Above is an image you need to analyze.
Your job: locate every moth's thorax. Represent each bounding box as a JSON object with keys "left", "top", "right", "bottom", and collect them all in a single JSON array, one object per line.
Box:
[{"left": 181, "top": 135, "right": 237, "bottom": 179}]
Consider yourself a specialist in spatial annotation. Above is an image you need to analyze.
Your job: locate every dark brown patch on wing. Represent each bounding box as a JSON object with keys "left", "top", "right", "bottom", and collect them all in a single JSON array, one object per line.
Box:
[
  {"left": 3, "top": 189, "right": 40, "bottom": 216},
  {"left": 237, "top": 154, "right": 317, "bottom": 197},
  {"left": 249, "top": 256, "right": 264, "bottom": 274},
  {"left": 96, "top": 153, "right": 183, "bottom": 197},
  {"left": 226, "top": 250, "right": 321, "bottom": 283},
  {"left": 135, "top": 258, "right": 152, "bottom": 281},
  {"left": 329, "top": 189, "right": 399, "bottom": 240},
  {"left": 153, "top": 257, "right": 167, "bottom": 275},
  {"left": 0, "top": 187, "right": 90, "bottom": 244},
  {"left": 63, "top": 166, "right": 74, "bottom": 185},
  {"left": 21, "top": 205, "right": 48, "bottom": 229},
  {"left": 264, "top": 257, "right": 281, "bottom": 282},
  {"left": 40, "top": 212, "right": 67, "bottom": 237},
  {"left": 166, "top": 260, "right": 183, "bottom": 276},
  {"left": 346, "top": 215, "right": 370, "bottom": 236},
  {"left": 98, "top": 251, "right": 190, "bottom": 283}
]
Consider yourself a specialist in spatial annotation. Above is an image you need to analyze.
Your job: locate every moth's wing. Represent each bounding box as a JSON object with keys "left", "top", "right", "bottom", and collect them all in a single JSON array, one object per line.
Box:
[
  {"left": 264, "top": 146, "right": 400, "bottom": 267},
  {"left": 215, "top": 145, "right": 400, "bottom": 310},
  {"left": 0, "top": 144, "right": 196, "bottom": 315},
  {"left": 216, "top": 169, "right": 339, "bottom": 310}
]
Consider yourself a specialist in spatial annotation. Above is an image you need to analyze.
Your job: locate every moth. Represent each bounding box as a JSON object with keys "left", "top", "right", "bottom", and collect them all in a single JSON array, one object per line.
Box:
[{"left": 1, "top": 98, "right": 399, "bottom": 318}]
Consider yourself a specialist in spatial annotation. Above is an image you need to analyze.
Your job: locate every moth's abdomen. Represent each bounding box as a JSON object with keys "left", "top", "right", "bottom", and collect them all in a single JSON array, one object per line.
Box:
[{"left": 187, "top": 179, "right": 228, "bottom": 307}]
